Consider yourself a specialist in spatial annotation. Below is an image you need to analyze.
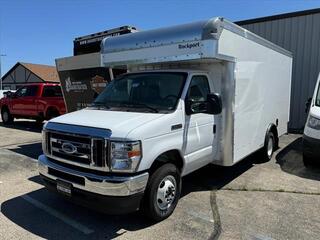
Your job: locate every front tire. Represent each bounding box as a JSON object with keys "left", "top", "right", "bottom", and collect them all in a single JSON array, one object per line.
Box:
[
  {"left": 143, "top": 163, "right": 181, "bottom": 222},
  {"left": 1, "top": 107, "right": 14, "bottom": 124}
]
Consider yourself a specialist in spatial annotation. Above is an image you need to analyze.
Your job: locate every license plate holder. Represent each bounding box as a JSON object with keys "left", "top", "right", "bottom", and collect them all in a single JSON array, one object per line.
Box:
[{"left": 56, "top": 180, "right": 72, "bottom": 197}]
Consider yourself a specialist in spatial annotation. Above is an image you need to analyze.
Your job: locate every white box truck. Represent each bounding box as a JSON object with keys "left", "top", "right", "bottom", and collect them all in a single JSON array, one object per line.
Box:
[
  {"left": 303, "top": 72, "right": 320, "bottom": 167},
  {"left": 38, "top": 17, "right": 292, "bottom": 221}
]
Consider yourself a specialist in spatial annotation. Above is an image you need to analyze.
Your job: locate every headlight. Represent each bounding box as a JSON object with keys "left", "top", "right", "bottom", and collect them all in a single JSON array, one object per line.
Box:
[
  {"left": 42, "top": 130, "right": 49, "bottom": 154},
  {"left": 110, "top": 141, "right": 142, "bottom": 172},
  {"left": 307, "top": 115, "right": 320, "bottom": 130}
]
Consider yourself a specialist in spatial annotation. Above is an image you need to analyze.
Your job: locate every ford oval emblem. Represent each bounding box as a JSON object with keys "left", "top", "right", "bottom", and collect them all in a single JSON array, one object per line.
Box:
[{"left": 61, "top": 142, "right": 77, "bottom": 154}]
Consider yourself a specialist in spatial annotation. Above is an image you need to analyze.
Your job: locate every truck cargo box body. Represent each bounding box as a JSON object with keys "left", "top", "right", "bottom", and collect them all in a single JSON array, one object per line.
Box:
[{"left": 101, "top": 17, "right": 292, "bottom": 166}]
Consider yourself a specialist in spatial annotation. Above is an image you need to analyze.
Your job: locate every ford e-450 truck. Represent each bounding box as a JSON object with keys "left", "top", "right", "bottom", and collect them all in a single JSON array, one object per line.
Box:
[{"left": 38, "top": 17, "right": 292, "bottom": 221}]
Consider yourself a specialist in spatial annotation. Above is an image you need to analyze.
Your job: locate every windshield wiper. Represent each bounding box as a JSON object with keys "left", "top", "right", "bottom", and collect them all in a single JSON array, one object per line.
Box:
[{"left": 119, "top": 101, "right": 159, "bottom": 113}]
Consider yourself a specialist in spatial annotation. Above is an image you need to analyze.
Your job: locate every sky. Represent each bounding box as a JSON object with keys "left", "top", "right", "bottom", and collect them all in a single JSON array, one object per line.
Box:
[{"left": 0, "top": 0, "right": 320, "bottom": 75}]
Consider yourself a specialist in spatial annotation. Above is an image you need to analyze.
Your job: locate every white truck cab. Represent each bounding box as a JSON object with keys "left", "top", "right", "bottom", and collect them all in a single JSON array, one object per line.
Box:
[
  {"left": 303, "top": 73, "right": 320, "bottom": 167},
  {"left": 39, "top": 17, "right": 292, "bottom": 221}
]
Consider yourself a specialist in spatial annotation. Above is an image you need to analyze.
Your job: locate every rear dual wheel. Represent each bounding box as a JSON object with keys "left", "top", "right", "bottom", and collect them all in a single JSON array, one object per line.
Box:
[{"left": 260, "top": 131, "right": 276, "bottom": 161}]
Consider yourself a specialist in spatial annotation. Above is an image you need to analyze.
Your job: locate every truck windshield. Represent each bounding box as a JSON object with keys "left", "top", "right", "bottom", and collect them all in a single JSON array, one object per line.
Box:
[{"left": 93, "top": 72, "right": 187, "bottom": 113}]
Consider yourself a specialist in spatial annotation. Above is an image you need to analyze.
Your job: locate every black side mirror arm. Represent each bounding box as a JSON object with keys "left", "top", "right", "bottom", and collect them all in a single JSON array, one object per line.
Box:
[{"left": 305, "top": 97, "right": 312, "bottom": 113}]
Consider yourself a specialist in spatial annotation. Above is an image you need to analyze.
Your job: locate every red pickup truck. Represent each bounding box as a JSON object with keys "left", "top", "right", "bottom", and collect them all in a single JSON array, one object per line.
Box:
[{"left": 0, "top": 83, "right": 66, "bottom": 124}]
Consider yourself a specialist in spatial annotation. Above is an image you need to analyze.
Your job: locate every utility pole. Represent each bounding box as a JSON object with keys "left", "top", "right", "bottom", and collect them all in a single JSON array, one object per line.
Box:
[{"left": 0, "top": 54, "right": 7, "bottom": 90}]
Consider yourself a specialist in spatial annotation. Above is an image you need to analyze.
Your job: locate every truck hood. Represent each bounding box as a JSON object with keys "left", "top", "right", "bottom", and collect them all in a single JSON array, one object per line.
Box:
[{"left": 49, "top": 109, "right": 166, "bottom": 139}]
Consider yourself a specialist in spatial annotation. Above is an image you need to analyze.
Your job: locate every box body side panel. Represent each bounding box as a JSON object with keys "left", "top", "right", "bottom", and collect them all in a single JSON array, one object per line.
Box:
[{"left": 218, "top": 29, "right": 292, "bottom": 163}]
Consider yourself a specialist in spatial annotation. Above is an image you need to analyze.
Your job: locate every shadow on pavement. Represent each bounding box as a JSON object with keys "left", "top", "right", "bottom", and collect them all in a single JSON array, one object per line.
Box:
[
  {"left": 0, "top": 120, "right": 43, "bottom": 133},
  {"left": 181, "top": 153, "right": 258, "bottom": 196},
  {"left": 1, "top": 188, "right": 152, "bottom": 240},
  {"left": 8, "top": 142, "right": 43, "bottom": 159},
  {"left": 28, "top": 175, "right": 45, "bottom": 185},
  {"left": 276, "top": 137, "right": 320, "bottom": 181}
]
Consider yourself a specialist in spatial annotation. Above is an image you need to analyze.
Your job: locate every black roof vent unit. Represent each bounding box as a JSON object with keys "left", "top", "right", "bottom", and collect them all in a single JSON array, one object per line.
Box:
[{"left": 73, "top": 26, "right": 138, "bottom": 56}]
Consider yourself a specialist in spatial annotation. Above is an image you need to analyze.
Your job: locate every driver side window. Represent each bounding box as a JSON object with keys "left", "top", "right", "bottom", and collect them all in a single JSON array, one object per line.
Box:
[
  {"left": 15, "top": 87, "right": 28, "bottom": 97},
  {"left": 187, "top": 75, "right": 210, "bottom": 102}
]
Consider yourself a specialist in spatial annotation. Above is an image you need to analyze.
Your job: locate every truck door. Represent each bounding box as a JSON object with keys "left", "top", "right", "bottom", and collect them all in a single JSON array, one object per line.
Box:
[
  {"left": 11, "top": 85, "right": 39, "bottom": 116},
  {"left": 183, "top": 74, "right": 216, "bottom": 173},
  {"left": 10, "top": 86, "right": 28, "bottom": 115},
  {"left": 24, "top": 85, "right": 39, "bottom": 116}
]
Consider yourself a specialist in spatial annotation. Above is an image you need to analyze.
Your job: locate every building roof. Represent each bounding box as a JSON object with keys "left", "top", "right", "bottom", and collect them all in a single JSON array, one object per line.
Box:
[
  {"left": 2, "top": 62, "right": 60, "bottom": 83},
  {"left": 20, "top": 62, "right": 59, "bottom": 82},
  {"left": 236, "top": 8, "right": 320, "bottom": 25}
]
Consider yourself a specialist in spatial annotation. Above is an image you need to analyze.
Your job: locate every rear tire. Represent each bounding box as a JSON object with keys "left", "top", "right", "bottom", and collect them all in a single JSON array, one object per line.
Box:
[
  {"left": 36, "top": 118, "right": 44, "bottom": 124},
  {"left": 262, "top": 131, "right": 275, "bottom": 161},
  {"left": 46, "top": 108, "right": 59, "bottom": 120},
  {"left": 142, "top": 163, "right": 181, "bottom": 222},
  {"left": 1, "top": 107, "right": 14, "bottom": 124}
]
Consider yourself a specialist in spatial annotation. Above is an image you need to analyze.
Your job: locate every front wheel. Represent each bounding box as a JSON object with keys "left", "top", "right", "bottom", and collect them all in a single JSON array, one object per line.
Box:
[
  {"left": 1, "top": 107, "right": 14, "bottom": 124},
  {"left": 142, "top": 163, "right": 181, "bottom": 222}
]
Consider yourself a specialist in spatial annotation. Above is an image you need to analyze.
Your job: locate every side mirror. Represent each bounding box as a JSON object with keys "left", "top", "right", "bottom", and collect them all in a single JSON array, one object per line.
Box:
[
  {"left": 185, "top": 93, "right": 222, "bottom": 115},
  {"left": 3, "top": 91, "right": 12, "bottom": 98},
  {"left": 305, "top": 97, "right": 312, "bottom": 113},
  {"left": 206, "top": 93, "right": 222, "bottom": 115}
]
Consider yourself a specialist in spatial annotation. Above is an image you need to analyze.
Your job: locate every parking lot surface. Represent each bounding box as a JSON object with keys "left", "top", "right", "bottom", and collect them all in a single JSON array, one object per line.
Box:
[{"left": 1, "top": 120, "right": 320, "bottom": 239}]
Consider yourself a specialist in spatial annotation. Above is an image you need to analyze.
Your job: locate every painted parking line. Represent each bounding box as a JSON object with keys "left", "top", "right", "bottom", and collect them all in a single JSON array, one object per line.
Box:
[
  {"left": 22, "top": 195, "right": 94, "bottom": 235},
  {"left": 187, "top": 210, "right": 214, "bottom": 223}
]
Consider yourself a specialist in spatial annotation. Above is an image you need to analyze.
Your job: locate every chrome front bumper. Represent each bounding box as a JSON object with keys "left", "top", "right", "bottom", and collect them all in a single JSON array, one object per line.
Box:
[{"left": 38, "top": 154, "right": 149, "bottom": 196}]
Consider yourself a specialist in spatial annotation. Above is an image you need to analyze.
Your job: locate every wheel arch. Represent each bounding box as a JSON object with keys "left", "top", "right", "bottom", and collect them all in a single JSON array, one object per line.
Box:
[
  {"left": 149, "top": 149, "right": 185, "bottom": 175},
  {"left": 45, "top": 106, "right": 59, "bottom": 119}
]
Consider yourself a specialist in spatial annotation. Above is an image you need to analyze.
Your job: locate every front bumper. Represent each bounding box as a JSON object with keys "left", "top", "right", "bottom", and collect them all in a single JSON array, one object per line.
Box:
[
  {"left": 40, "top": 175, "right": 144, "bottom": 214},
  {"left": 302, "top": 134, "right": 320, "bottom": 160},
  {"left": 38, "top": 154, "right": 149, "bottom": 196},
  {"left": 38, "top": 154, "right": 149, "bottom": 213}
]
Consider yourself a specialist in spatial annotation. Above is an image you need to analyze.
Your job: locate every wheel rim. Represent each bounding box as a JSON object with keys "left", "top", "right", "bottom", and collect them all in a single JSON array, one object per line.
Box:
[
  {"left": 156, "top": 175, "right": 177, "bottom": 211},
  {"left": 2, "top": 111, "right": 8, "bottom": 122},
  {"left": 267, "top": 137, "right": 273, "bottom": 158}
]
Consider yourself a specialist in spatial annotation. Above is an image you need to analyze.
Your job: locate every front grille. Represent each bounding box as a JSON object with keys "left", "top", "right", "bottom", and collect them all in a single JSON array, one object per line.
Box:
[{"left": 45, "top": 130, "right": 108, "bottom": 169}]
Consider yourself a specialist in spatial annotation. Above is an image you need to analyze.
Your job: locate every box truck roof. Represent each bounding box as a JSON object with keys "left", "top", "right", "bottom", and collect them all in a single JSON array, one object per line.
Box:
[{"left": 101, "top": 17, "right": 292, "bottom": 67}]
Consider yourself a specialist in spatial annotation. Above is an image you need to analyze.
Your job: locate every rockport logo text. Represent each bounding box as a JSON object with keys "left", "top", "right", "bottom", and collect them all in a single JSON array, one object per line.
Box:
[{"left": 178, "top": 42, "right": 200, "bottom": 49}]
